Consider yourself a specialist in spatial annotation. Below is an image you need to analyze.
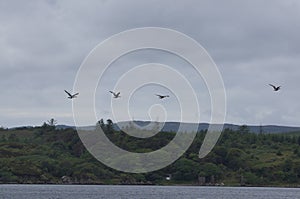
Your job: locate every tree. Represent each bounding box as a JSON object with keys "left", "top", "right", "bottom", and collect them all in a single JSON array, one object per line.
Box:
[
  {"left": 199, "top": 163, "right": 223, "bottom": 181},
  {"left": 47, "top": 118, "right": 57, "bottom": 126},
  {"left": 106, "top": 119, "right": 114, "bottom": 133},
  {"left": 173, "top": 158, "right": 199, "bottom": 181},
  {"left": 225, "top": 148, "right": 246, "bottom": 170},
  {"left": 0, "top": 125, "right": 7, "bottom": 131},
  {"left": 96, "top": 119, "right": 106, "bottom": 132},
  {"left": 238, "top": 125, "right": 249, "bottom": 134}
]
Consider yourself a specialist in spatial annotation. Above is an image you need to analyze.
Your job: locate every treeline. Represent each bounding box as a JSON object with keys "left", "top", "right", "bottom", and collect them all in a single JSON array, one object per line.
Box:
[{"left": 0, "top": 122, "right": 300, "bottom": 186}]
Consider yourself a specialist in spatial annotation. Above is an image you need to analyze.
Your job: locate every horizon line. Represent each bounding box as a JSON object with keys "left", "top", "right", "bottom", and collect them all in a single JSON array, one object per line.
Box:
[{"left": 4, "top": 120, "right": 300, "bottom": 129}]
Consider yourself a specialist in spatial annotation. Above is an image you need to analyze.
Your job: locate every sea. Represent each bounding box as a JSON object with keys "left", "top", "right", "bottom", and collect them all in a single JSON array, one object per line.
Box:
[{"left": 1, "top": 185, "right": 300, "bottom": 199}]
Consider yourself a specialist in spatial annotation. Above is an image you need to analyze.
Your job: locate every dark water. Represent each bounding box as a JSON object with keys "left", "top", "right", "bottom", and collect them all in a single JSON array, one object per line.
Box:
[{"left": 1, "top": 185, "right": 300, "bottom": 199}]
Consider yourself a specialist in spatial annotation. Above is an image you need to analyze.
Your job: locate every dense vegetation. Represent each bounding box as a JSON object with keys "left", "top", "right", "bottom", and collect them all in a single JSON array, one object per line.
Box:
[{"left": 0, "top": 121, "right": 300, "bottom": 186}]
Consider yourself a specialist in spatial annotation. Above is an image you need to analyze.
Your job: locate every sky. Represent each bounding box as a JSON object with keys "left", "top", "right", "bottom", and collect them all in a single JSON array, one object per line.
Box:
[{"left": 1, "top": 0, "right": 300, "bottom": 128}]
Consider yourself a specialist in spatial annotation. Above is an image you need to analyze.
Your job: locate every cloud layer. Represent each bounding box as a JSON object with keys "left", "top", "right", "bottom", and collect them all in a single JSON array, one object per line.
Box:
[{"left": 1, "top": 0, "right": 300, "bottom": 127}]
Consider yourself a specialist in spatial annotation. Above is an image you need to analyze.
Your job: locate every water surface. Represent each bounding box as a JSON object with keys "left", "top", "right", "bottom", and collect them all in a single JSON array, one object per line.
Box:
[{"left": 1, "top": 185, "right": 300, "bottom": 199}]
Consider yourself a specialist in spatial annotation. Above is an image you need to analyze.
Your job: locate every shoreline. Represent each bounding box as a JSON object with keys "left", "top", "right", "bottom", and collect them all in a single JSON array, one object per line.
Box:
[{"left": 1, "top": 183, "right": 300, "bottom": 188}]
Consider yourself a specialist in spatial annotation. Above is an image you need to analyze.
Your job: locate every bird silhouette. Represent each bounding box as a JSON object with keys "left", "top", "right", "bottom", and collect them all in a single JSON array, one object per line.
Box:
[
  {"left": 64, "top": 90, "right": 79, "bottom": 99},
  {"left": 156, "top": 94, "right": 169, "bottom": 99},
  {"left": 109, "top": 91, "right": 121, "bottom": 98},
  {"left": 269, "top": 84, "right": 281, "bottom": 91}
]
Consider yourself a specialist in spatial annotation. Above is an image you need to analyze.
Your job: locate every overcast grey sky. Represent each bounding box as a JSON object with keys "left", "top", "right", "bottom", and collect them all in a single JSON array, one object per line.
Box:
[{"left": 1, "top": 0, "right": 300, "bottom": 127}]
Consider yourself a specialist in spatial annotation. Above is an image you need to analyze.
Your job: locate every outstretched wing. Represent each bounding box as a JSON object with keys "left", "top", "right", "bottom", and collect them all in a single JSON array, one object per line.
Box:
[
  {"left": 109, "top": 91, "right": 115, "bottom": 95},
  {"left": 269, "top": 84, "right": 275, "bottom": 88},
  {"left": 64, "top": 90, "right": 72, "bottom": 97},
  {"left": 156, "top": 94, "right": 169, "bottom": 98},
  {"left": 73, "top": 93, "right": 79, "bottom": 97},
  {"left": 116, "top": 92, "right": 120, "bottom": 97}
]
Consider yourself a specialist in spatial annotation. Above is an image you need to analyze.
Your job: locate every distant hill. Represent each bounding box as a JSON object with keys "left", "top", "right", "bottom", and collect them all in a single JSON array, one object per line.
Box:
[
  {"left": 117, "top": 121, "right": 300, "bottom": 134},
  {"left": 56, "top": 121, "right": 300, "bottom": 134}
]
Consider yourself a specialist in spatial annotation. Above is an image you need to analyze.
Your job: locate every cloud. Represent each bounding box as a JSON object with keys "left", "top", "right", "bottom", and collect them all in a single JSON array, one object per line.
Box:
[{"left": 1, "top": 0, "right": 300, "bottom": 127}]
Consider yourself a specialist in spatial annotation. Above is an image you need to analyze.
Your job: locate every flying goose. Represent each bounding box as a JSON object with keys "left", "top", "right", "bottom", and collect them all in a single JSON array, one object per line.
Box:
[
  {"left": 156, "top": 94, "right": 169, "bottom": 99},
  {"left": 109, "top": 91, "right": 121, "bottom": 98},
  {"left": 64, "top": 90, "right": 79, "bottom": 99},
  {"left": 269, "top": 84, "right": 281, "bottom": 91}
]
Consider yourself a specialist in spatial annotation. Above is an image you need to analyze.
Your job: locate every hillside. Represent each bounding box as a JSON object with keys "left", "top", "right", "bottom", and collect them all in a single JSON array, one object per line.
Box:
[
  {"left": 0, "top": 124, "right": 300, "bottom": 186},
  {"left": 56, "top": 121, "right": 300, "bottom": 134}
]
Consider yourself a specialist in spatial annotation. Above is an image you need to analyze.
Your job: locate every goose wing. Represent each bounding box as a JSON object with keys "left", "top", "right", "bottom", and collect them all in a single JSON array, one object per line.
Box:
[
  {"left": 269, "top": 84, "right": 276, "bottom": 89},
  {"left": 64, "top": 90, "right": 72, "bottom": 97}
]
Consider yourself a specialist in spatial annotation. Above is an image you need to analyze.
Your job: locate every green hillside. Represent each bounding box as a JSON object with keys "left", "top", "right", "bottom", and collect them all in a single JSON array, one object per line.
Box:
[{"left": 0, "top": 123, "right": 300, "bottom": 186}]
